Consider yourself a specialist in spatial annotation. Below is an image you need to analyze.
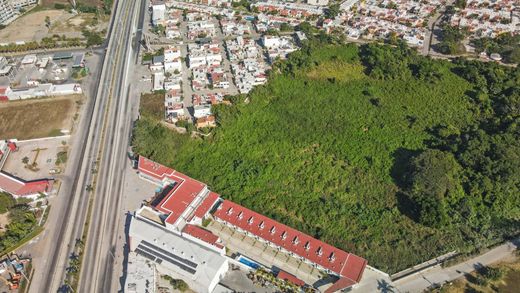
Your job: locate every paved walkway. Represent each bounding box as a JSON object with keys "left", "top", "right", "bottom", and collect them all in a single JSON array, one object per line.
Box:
[{"left": 352, "top": 238, "right": 519, "bottom": 293}]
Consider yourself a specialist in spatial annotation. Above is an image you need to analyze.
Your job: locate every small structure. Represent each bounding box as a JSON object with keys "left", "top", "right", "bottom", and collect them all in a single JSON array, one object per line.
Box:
[
  {"left": 52, "top": 52, "right": 73, "bottom": 61},
  {"left": 21, "top": 55, "right": 37, "bottom": 65},
  {"left": 72, "top": 53, "right": 85, "bottom": 68},
  {"left": 490, "top": 53, "right": 502, "bottom": 61}
]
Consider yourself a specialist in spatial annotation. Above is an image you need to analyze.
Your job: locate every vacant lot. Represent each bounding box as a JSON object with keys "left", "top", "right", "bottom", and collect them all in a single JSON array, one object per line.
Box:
[
  {"left": 0, "top": 6, "right": 108, "bottom": 43},
  {"left": 50, "top": 13, "right": 108, "bottom": 35},
  {"left": 41, "top": 0, "right": 103, "bottom": 8},
  {"left": 0, "top": 95, "right": 82, "bottom": 140},
  {"left": 0, "top": 10, "right": 71, "bottom": 43}
]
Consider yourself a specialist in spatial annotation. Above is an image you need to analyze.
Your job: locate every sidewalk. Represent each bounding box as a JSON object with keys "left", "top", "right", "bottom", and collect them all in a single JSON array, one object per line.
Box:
[
  {"left": 352, "top": 238, "right": 519, "bottom": 293},
  {"left": 394, "top": 239, "right": 518, "bottom": 292}
]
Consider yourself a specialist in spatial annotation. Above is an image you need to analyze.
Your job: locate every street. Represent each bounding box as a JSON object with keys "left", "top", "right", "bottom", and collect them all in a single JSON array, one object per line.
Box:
[{"left": 27, "top": 0, "right": 145, "bottom": 291}]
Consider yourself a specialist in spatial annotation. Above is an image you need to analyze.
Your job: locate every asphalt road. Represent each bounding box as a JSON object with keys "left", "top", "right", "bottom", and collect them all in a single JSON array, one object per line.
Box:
[
  {"left": 77, "top": 0, "right": 146, "bottom": 291},
  {"left": 27, "top": 0, "right": 144, "bottom": 291}
]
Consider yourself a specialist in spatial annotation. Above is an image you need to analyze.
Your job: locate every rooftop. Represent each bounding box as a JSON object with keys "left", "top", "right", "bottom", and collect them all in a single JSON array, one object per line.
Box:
[
  {"left": 0, "top": 171, "right": 53, "bottom": 197},
  {"left": 138, "top": 156, "right": 207, "bottom": 226},
  {"left": 213, "top": 200, "right": 367, "bottom": 283}
]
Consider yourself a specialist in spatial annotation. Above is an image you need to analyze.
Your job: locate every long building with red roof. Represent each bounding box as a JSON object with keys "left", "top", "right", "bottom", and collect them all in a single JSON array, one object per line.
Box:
[{"left": 135, "top": 156, "right": 367, "bottom": 292}]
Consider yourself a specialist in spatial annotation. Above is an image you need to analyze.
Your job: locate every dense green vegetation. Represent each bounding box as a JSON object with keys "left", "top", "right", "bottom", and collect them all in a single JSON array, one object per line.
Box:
[
  {"left": 436, "top": 24, "right": 466, "bottom": 55},
  {"left": 133, "top": 39, "right": 520, "bottom": 272},
  {"left": 472, "top": 33, "right": 520, "bottom": 64},
  {"left": 0, "top": 193, "right": 37, "bottom": 254}
]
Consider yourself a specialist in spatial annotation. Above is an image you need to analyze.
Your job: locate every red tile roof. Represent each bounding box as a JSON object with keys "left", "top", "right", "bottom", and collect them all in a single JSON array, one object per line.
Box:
[
  {"left": 324, "top": 277, "right": 356, "bottom": 293},
  {"left": 277, "top": 270, "right": 305, "bottom": 287},
  {"left": 213, "top": 200, "right": 367, "bottom": 283},
  {"left": 0, "top": 172, "right": 53, "bottom": 197},
  {"left": 182, "top": 224, "right": 223, "bottom": 249},
  {"left": 138, "top": 157, "right": 206, "bottom": 225},
  {"left": 193, "top": 191, "right": 219, "bottom": 219}
]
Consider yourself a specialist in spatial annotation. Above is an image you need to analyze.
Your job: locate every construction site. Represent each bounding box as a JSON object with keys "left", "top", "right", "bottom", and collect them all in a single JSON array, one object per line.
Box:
[{"left": 0, "top": 254, "right": 32, "bottom": 292}]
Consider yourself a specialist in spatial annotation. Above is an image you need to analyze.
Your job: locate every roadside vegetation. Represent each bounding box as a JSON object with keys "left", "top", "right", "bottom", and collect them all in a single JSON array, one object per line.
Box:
[
  {"left": 0, "top": 193, "right": 38, "bottom": 255},
  {"left": 132, "top": 36, "right": 520, "bottom": 273},
  {"left": 434, "top": 256, "right": 520, "bottom": 293}
]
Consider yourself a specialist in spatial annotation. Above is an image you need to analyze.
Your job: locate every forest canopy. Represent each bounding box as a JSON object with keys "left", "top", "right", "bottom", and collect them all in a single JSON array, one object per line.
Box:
[{"left": 133, "top": 40, "right": 520, "bottom": 273}]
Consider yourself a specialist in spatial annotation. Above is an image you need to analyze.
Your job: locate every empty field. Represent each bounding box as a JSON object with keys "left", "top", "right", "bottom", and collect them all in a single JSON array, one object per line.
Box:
[
  {"left": 41, "top": 0, "right": 103, "bottom": 8},
  {"left": 0, "top": 95, "right": 82, "bottom": 140},
  {"left": 0, "top": 10, "right": 70, "bottom": 43}
]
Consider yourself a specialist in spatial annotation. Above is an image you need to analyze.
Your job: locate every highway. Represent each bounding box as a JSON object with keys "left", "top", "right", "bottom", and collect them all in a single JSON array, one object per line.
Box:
[{"left": 27, "top": 0, "right": 145, "bottom": 291}]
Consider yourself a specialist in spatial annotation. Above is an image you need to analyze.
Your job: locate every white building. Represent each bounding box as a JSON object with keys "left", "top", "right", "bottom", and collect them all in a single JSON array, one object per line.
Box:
[
  {"left": 262, "top": 35, "right": 281, "bottom": 48},
  {"left": 164, "top": 46, "right": 182, "bottom": 62},
  {"left": 307, "top": 0, "right": 329, "bottom": 6},
  {"left": 193, "top": 104, "right": 212, "bottom": 118},
  {"left": 129, "top": 215, "right": 229, "bottom": 293},
  {"left": 0, "top": 0, "right": 37, "bottom": 25},
  {"left": 151, "top": 0, "right": 166, "bottom": 26},
  {"left": 153, "top": 72, "right": 165, "bottom": 91},
  {"left": 164, "top": 59, "right": 182, "bottom": 73}
]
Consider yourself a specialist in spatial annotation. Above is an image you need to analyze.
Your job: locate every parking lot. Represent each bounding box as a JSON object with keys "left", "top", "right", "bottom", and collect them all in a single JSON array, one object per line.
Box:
[
  {"left": 2, "top": 136, "right": 70, "bottom": 180},
  {"left": 0, "top": 52, "right": 86, "bottom": 88}
]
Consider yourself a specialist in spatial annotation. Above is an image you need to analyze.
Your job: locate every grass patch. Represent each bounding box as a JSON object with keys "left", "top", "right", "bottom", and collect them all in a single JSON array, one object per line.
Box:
[
  {"left": 140, "top": 92, "right": 165, "bottom": 121},
  {"left": 56, "top": 151, "right": 68, "bottom": 165},
  {"left": 306, "top": 61, "right": 365, "bottom": 81}
]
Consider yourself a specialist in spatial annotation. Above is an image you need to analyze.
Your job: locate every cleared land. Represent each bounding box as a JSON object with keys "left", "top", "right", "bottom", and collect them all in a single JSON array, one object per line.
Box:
[
  {"left": 41, "top": 0, "right": 103, "bottom": 7},
  {"left": 0, "top": 10, "right": 70, "bottom": 43},
  {"left": 0, "top": 95, "right": 82, "bottom": 140},
  {"left": 0, "top": 7, "right": 108, "bottom": 43},
  {"left": 49, "top": 13, "right": 109, "bottom": 35}
]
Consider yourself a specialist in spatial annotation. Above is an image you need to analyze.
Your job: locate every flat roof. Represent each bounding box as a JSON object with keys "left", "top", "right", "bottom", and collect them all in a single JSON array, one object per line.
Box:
[
  {"left": 53, "top": 52, "right": 73, "bottom": 59},
  {"left": 213, "top": 200, "right": 367, "bottom": 283},
  {"left": 130, "top": 216, "right": 228, "bottom": 293},
  {"left": 138, "top": 156, "right": 206, "bottom": 225}
]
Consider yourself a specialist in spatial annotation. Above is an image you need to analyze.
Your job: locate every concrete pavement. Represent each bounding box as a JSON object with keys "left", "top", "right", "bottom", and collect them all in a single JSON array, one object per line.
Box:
[
  {"left": 351, "top": 239, "right": 519, "bottom": 293},
  {"left": 77, "top": 0, "right": 146, "bottom": 291},
  {"left": 27, "top": 0, "right": 144, "bottom": 291}
]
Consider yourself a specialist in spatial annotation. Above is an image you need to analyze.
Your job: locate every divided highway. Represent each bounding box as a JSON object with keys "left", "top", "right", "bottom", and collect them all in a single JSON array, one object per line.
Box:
[{"left": 28, "top": 0, "right": 145, "bottom": 291}]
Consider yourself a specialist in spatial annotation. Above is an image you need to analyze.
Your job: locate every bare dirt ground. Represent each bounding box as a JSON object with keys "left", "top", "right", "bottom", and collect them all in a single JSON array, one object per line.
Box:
[
  {"left": 0, "top": 95, "right": 83, "bottom": 140},
  {"left": 0, "top": 9, "right": 108, "bottom": 43},
  {"left": 0, "top": 10, "right": 71, "bottom": 43},
  {"left": 49, "top": 13, "right": 109, "bottom": 35},
  {"left": 41, "top": 0, "right": 103, "bottom": 7},
  {"left": 0, "top": 213, "right": 10, "bottom": 233}
]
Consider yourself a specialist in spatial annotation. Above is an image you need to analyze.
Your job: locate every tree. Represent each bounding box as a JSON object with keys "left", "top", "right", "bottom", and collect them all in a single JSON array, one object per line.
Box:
[
  {"left": 0, "top": 193, "right": 15, "bottom": 214},
  {"left": 45, "top": 16, "right": 51, "bottom": 28},
  {"left": 436, "top": 24, "right": 466, "bottom": 54},
  {"left": 22, "top": 156, "right": 29, "bottom": 165},
  {"left": 325, "top": 4, "right": 340, "bottom": 19},
  {"left": 404, "top": 150, "right": 464, "bottom": 228},
  {"left": 279, "top": 23, "right": 292, "bottom": 32}
]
